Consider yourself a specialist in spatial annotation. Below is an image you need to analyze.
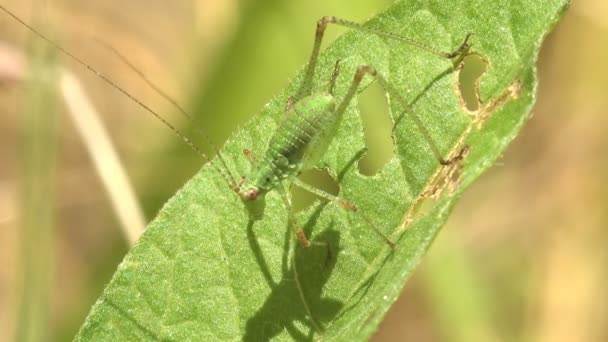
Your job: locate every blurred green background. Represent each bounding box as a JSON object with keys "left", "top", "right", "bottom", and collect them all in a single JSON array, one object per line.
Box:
[{"left": 0, "top": 0, "right": 606, "bottom": 341}]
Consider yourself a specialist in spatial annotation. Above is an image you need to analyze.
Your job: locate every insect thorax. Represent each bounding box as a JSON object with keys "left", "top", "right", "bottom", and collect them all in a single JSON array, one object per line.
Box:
[{"left": 243, "top": 93, "right": 339, "bottom": 196}]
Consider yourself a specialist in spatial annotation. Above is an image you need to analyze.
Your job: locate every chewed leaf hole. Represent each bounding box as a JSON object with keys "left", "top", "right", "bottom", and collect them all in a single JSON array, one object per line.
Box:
[
  {"left": 357, "top": 81, "right": 394, "bottom": 176},
  {"left": 458, "top": 54, "right": 487, "bottom": 111},
  {"left": 292, "top": 168, "right": 339, "bottom": 212}
]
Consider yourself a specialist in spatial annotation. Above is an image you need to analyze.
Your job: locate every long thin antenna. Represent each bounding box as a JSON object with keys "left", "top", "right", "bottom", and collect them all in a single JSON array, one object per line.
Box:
[
  {"left": 0, "top": 4, "right": 237, "bottom": 187},
  {"left": 92, "top": 37, "right": 238, "bottom": 186}
]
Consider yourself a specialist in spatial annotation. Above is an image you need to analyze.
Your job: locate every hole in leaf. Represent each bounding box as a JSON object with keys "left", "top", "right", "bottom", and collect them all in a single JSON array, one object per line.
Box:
[
  {"left": 458, "top": 54, "right": 487, "bottom": 111},
  {"left": 357, "top": 81, "right": 394, "bottom": 176},
  {"left": 292, "top": 168, "right": 339, "bottom": 212}
]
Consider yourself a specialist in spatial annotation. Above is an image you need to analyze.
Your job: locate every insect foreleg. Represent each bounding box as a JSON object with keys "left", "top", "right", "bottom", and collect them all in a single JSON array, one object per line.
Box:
[
  {"left": 276, "top": 185, "right": 330, "bottom": 252},
  {"left": 292, "top": 178, "right": 396, "bottom": 249},
  {"left": 243, "top": 148, "right": 256, "bottom": 166}
]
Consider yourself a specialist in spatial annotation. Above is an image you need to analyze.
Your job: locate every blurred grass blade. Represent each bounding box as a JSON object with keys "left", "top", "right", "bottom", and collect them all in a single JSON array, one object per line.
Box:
[
  {"left": 75, "top": 0, "right": 570, "bottom": 340},
  {"left": 17, "top": 30, "right": 59, "bottom": 342},
  {"left": 59, "top": 72, "right": 146, "bottom": 245},
  {"left": 422, "top": 231, "right": 497, "bottom": 342}
]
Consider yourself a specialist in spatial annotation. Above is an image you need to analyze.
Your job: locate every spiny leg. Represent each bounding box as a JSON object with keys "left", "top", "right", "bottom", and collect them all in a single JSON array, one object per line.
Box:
[
  {"left": 390, "top": 67, "right": 454, "bottom": 138},
  {"left": 295, "top": 15, "right": 472, "bottom": 100},
  {"left": 344, "top": 65, "right": 466, "bottom": 166},
  {"left": 328, "top": 60, "right": 341, "bottom": 95},
  {"left": 372, "top": 70, "right": 468, "bottom": 166},
  {"left": 323, "top": 17, "right": 472, "bottom": 59},
  {"left": 276, "top": 185, "right": 330, "bottom": 253},
  {"left": 292, "top": 178, "right": 396, "bottom": 249}
]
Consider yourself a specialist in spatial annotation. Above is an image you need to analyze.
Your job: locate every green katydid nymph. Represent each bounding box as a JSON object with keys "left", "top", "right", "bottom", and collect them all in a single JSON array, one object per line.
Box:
[
  {"left": 230, "top": 17, "right": 471, "bottom": 249},
  {"left": 0, "top": 6, "right": 471, "bottom": 252}
]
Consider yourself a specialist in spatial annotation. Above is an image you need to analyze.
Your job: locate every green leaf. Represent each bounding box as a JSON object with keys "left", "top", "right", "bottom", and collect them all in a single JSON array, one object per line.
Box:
[{"left": 76, "top": 0, "right": 570, "bottom": 340}]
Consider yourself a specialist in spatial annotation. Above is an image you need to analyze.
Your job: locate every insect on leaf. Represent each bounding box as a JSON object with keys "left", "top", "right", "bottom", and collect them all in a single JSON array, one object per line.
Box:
[{"left": 76, "top": 0, "right": 570, "bottom": 340}]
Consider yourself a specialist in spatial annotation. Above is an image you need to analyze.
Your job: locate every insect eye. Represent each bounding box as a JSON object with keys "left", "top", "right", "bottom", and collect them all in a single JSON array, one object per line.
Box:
[{"left": 246, "top": 189, "right": 258, "bottom": 201}]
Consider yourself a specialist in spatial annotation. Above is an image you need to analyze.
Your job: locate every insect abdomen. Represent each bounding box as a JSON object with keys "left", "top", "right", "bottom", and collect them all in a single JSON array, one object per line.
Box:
[
  {"left": 253, "top": 94, "right": 336, "bottom": 190},
  {"left": 271, "top": 94, "right": 335, "bottom": 163}
]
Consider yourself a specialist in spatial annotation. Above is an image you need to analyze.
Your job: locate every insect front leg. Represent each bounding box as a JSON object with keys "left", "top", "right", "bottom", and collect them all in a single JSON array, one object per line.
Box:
[
  {"left": 292, "top": 178, "right": 396, "bottom": 249},
  {"left": 276, "top": 185, "right": 331, "bottom": 254}
]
